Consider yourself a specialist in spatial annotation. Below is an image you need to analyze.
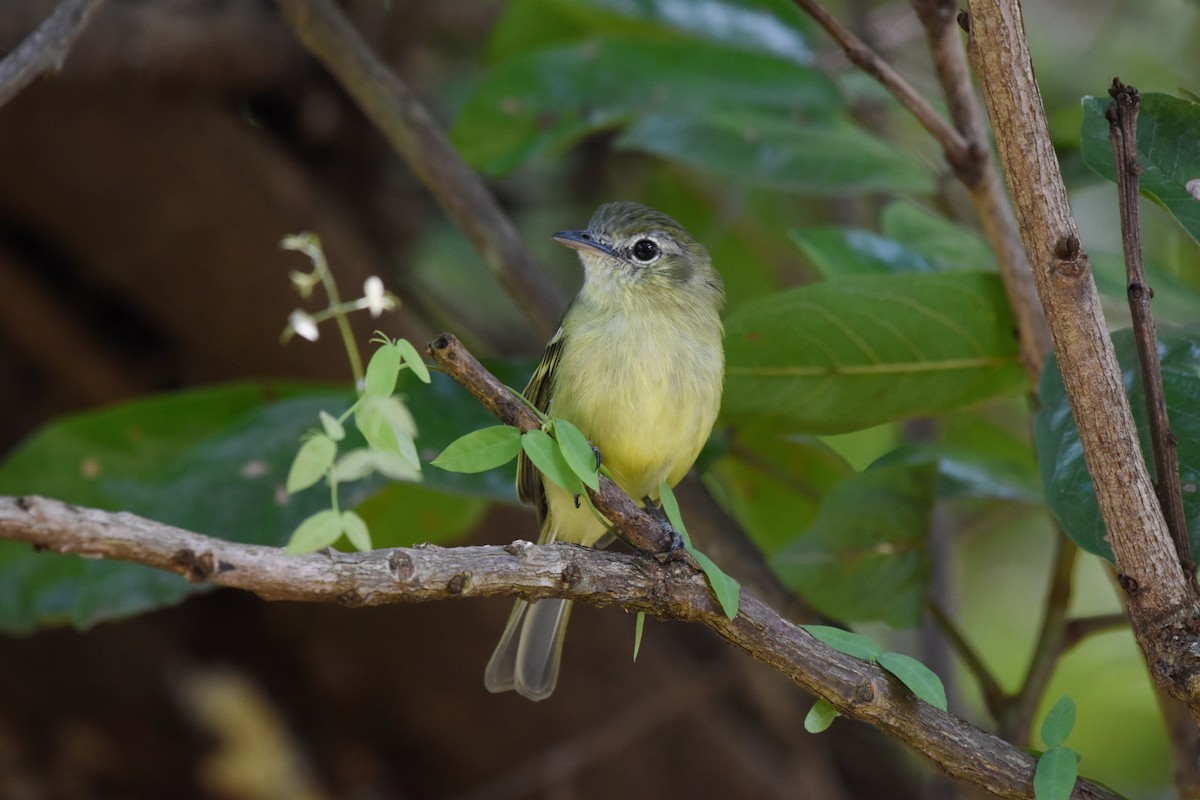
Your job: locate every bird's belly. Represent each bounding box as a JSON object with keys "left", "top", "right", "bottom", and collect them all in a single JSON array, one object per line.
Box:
[{"left": 550, "top": 317, "right": 722, "bottom": 504}]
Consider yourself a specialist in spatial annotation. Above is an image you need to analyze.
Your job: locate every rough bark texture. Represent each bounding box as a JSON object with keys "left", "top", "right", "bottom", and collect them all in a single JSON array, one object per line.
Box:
[
  {"left": 966, "top": 0, "right": 1200, "bottom": 712},
  {"left": 0, "top": 494, "right": 1122, "bottom": 799}
]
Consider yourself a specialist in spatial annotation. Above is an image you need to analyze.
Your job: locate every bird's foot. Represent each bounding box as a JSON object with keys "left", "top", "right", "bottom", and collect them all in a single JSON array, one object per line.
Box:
[{"left": 643, "top": 496, "right": 684, "bottom": 561}]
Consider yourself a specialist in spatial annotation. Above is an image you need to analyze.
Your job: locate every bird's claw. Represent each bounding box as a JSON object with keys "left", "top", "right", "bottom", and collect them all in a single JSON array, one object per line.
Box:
[{"left": 643, "top": 496, "right": 685, "bottom": 562}]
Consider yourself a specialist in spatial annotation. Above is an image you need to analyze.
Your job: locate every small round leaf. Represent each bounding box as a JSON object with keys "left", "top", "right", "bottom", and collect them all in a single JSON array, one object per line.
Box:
[
  {"left": 286, "top": 509, "right": 343, "bottom": 554},
  {"left": 286, "top": 434, "right": 337, "bottom": 494}
]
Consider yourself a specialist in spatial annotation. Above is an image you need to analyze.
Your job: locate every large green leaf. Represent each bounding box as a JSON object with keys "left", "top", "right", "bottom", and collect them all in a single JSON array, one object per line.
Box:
[
  {"left": 790, "top": 227, "right": 945, "bottom": 279},
  {"left": 1081, "top": 92, "right": 1200, "bottom": 244},
  {"left": 1035, "top": 325, "right": 1200, "bottom": 562},
  {"left": 0, "top": 368, "right": 524, "bottom": 632},
  {"left": 770, "top": 462, "right": 935, "bottom": 627},
  {"left": 618, "top": 112, "right": 932, "bottom": 195},
  {"left": 708, "top": 426, "right": 852, "bottom": 556},
  {"left": 0, "top": 384, "right": 344, "bottom": 631},
  {"left": 880, "top": 202, "right": 997, "bottom": 271},
  {"left": 723, "top": 272, "right": 1025, "bottom": 433},
  {"left": 453, "top": 36, "right": 840, "bottom": 176},
  {"left": 488, "top": 0, "right": 814, "bottom": 64}
]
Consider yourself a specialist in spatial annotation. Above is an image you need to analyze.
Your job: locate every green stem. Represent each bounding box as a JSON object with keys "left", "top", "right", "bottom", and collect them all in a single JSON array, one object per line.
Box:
[
  {"left": 313, "top": 257, "right": 364, "bottom": 388},
  {"left": 328, "top": 479, "right": 341, "bottom": 515}
]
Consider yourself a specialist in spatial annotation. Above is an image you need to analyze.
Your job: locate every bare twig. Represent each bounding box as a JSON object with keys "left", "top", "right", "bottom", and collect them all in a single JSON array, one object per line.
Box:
[
  {"left": 1106, "top": 79, "right": 1192, "bottom": 575},
  {"left": 966, "top": 0, "right": 1200, "bottom": 720},
  {"left": 791, "top": 0, "right": 971, "bottom": 168},
  {"left": 927, "top": 600, "right": 1008, "bottom": 721},
  {"left": 275, "top": 0, "right": 566, "bottom": 339},
  {"left": 0, "top": 493, "right": 1120, "bottom": 800},
  {"left": 0, "top": 0, "right": 108, "bottom": 108},
  {"left": 1107, "top": 78, "right": 1200, "bottom": 792},
  {"left": 909, "top": 0, "right": 1050, "bottom": 383},
  {"left": 1008, "top": 534, "right": 1077, "bottom": 745}
]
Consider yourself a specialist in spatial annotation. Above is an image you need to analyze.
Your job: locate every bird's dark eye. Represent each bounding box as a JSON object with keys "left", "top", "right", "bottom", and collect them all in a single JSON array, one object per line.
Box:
[{"left": 631, "top": 239, "right": 659, "bottom": 263}]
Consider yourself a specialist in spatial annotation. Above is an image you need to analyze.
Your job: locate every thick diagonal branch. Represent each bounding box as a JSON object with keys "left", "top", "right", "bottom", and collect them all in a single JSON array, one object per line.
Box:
[
  {"left": 0, "top": 0, "right": 109, "bottom": 108},
  {"left": 0, "top": 494, "right": 1118, "bottom": 800},
  {"left": 276, "top": 0, "right": 565, "bottom": 338}
]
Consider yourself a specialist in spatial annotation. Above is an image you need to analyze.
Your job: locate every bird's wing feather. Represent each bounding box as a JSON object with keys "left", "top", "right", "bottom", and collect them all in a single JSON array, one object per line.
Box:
[{"left": 516, "top": 324, "right": 566, "bottom": 526}]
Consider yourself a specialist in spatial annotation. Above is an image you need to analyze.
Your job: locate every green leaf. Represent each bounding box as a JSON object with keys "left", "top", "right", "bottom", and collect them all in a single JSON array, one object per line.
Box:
[
  {"left": 286, "top": 509, "right": 344, "bottom": 554},
  {"left": 658, "top": 481, "right": 690, "bottom": 541},
  {"left": 874, "top": 441, "right": 1042, "bottom": 503},
  {"left": 319, "top": 410, "right": 345, "bottom": 441},
  {"left": 489, "top": 0, "right": 814, "bottom": 65},
  {"left": 772, "top": 463, "right": 934, "bottom": 627},
  {"left": 367, "top": 452, "right": 423, "bottom": 482},
  {"left": 660, "top": 482, "right": 739, "bottom": 619},
  {"left": 401, "top": 367, "right": 530, "bottom": 502},
  {"left": 1033, "top": 747, "right": 1081, "bottom": 800},
  {"left": 790, "top": 227, "right": 944, "bottom": 280},
  {"left": 286, "top": 434, "right": 336, "bottom": 494},
  {"left": 1035, "top": 325, "right": 1200, "bottom": 561},
  {"left": 328, "top": 449, "right": 421, "bottom": 484},
  {"left": 340, "top": 510, "right": 372, "bottom": 552},
  {"left": 0, "top": 384, "right": 385, "bottom": 631},
  {"left": 354, "top": 482, "right": 487, "bottom": 548},
  {"left": 723, "top": 272, "right": 1025, "bottom": 433},
  {"left": 356, "top": 395, "right": 418, "bottom": 463},
  {"left": 633, "top": 611, "right": 646, "bottom": 662},
  {"left": 522, "top": 429, "right": 583, "bottom": 493},
  {"left": 709, "top": 428, "right": 852, "bottom": 555},
  {"left": 432, "top": 426, "right": 523, "bottom": 473},
  {"left": 801, "top": 625, "right": 884, "bottom": 661},
  {"left": 396, "top": 338, "right": 431, "bottom": 384},
  {"left": 1081, "top": 93, "right": 1200, "bottom": 244},
  {"left": 804, "top": 699, "right": 841, "bottom": 733},
  {"left": 365, "top": 343, "right": 402, "bottom": 398},
  {"left": 1041, "top": 695, "right": 1077, "bottom": 748},
  {"left": 691, "top": 548, "right": 741, "bottom": 620},
  {"left": 881, "top": 202, "right": 996, "bottom": 271},
  {"left": 553, "top": 418, "right": 599, "bottom": 491},
  {"left": 877, "top": 652, "right": 948, "bottom": 711},
  {"left": 453, "top": 36, "right": 840, "bottom": 175},
  {"left": 616, "top": 112, "right": 933, "bottom": 195}
]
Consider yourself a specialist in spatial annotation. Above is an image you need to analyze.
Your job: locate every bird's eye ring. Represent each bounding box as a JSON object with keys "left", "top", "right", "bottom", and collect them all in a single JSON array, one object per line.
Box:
[{"left": 631, "top": 239, "right": 659, "bottom": 263}]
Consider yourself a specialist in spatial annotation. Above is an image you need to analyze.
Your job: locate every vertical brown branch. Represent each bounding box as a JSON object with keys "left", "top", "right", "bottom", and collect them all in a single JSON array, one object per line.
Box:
[
  {"left": 1106, "top": 79, "right": 1193, "bottom": 576},
  {"left": 910, "top": 0, "right": 1051, "bottom": 383},
  {"left": 966, "top": 0, "right": 1200, "bottom": 718}
]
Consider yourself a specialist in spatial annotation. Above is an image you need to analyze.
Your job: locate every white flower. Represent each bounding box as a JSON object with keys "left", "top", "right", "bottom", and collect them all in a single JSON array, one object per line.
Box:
[
  {"left": 363, "top": 276, "right": 397, "bottom": 317},
  {"left": 289, "top": 309, "right": 320, "bottom": 342}
]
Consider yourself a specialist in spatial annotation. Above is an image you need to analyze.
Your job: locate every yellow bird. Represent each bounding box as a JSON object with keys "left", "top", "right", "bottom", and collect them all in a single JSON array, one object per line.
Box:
[{"left": 484, "top": 202, "right": 725, "bottom": 701}]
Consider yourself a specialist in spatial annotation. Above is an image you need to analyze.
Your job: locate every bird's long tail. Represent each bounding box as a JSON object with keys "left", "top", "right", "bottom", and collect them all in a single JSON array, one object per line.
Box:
[{"left": 483, "top": 597, "right": 573, "bottom": 701}]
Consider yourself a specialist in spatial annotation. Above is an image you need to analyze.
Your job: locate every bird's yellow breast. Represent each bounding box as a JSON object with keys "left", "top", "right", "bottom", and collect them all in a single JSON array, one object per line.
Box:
[{"left": 543, "top": 293, "right": 723, "bottom": 545}]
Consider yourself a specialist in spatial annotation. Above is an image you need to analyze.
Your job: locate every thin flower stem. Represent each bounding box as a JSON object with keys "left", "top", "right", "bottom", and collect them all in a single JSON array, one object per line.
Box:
[{"left": 313, "top": 257, "right": 364, "bottom": 389}]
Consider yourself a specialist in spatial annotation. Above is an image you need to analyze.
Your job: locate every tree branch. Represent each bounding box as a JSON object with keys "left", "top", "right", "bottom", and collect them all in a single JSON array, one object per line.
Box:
[
  {"left": 1106, "top": 79, "right": 1192, "bottom": 575},
  {"left": 790, "top": 0, "right": 971, "bottom": 167},
  {"left": 909, "top": 0, "right": 1051, "bottom": 383},
  {"left": 274, "top": 0, "right": 566, "bottom": 339},
  {"left": 0, "top": 493, "right": 1120, "bottom": 800},
  {"left": 0, "top": 0, "right": 109, "bottom": 109},
  {"left": 966, "top": 0, "right": 1200, "bottom": 718}
]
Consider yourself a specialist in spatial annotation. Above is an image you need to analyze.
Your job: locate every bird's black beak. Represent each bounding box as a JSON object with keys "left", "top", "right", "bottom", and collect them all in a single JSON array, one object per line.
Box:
[{"left": 552, "top": 230, "right": 616, "bottom": 258}]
